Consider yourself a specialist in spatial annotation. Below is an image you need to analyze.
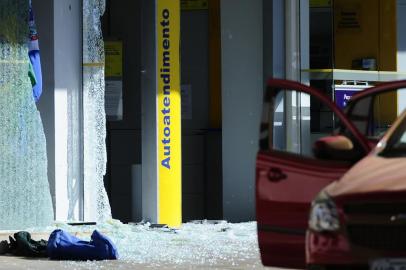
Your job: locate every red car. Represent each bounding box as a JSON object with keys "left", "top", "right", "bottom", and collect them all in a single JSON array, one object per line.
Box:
[
  {"left": 256, "top": 79, "right": 406, "bottom": 269},
  {"left": 307, "top": 110, "right": 406, "bottom": 269}
]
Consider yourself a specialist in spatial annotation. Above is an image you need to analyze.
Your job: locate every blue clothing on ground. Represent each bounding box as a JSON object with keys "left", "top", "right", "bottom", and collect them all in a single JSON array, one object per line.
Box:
[{"left": 47, "top": 229, "right": 119, "bottom": 261}]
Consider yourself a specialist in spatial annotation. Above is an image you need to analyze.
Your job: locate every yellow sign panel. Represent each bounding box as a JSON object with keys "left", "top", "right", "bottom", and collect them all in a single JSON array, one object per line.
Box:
[
  {"left": 181, "top": 0, "right": 208, "bottom": 10},
  {"left": 157, "top": 0, "right": 182, "bottom": 228},
  {"left": 310, "top": 0, "right": 331, "bottom": 7},
  {"left": 105, "top": 41, "right": 123, "bottom": 77}
]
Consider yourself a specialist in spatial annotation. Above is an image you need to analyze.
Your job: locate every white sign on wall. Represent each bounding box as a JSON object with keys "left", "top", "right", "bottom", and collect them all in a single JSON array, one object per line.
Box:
[{"left": 105, "top": 80, "right": 123, "bottom": 120}]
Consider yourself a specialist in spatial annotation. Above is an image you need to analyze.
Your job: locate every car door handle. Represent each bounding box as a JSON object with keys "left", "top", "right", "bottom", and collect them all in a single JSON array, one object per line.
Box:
[{"left": 267, "top": 167, "right": 287, "bottom": 182}]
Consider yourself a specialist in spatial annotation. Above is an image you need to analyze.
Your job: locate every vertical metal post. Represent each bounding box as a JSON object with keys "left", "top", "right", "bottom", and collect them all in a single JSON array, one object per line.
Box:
[
  {"left": 285, "top": 0, "right": 301, "bottom": 153},
  {"left": 263, "top": 0, "right": 286, "bottom": 150},
  {"left": 284, "top": 0, "right": 310, "bottom": 154},
  {"left": 299, "top": 0, "right": 311, "bottom": 155},
  {"left": 141, "top": 0, "right": 159, "bottom": 224},
  {"left": 79, "top": 0, "right": 84, "bottom": 221}
]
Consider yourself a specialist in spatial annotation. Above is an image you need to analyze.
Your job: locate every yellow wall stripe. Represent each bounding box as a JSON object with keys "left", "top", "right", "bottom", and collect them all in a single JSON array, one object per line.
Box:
[{"left": 83, "top": 63, "right": 105, "bottom": 67}]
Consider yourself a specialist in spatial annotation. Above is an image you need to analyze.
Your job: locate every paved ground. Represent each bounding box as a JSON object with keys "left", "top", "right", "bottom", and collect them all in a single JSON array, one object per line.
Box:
[
  {"left": 0, "top": 256, "right": 292, "bottom": 269},
  {"left": 0, "top": 221, "right": 297, "bottom": 269}
]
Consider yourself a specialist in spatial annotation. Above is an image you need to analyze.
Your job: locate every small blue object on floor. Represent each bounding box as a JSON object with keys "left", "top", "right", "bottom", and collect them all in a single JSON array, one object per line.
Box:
[{"left": 47, "top": 229, "right": 119, "bottom": 261}]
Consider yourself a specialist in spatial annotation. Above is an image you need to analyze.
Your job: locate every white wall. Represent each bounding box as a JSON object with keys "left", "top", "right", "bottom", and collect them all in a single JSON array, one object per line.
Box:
[
  {"left": 221, "top": 0, "right": 263, "bottom": 222},
  {"left": 32, "top": 0, "right": 83, "bottom": 221},
  {"left": 33, "top": 0, "right": 56, "bottom": 215}
]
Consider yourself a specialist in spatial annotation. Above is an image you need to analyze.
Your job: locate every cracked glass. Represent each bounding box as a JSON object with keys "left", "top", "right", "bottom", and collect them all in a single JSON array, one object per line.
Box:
[
  {"left": 0, "top": 0, "right": 53, "bottom": 229},
  {"left": 83, "top": 0, "right": 112, "bottom": 222}
]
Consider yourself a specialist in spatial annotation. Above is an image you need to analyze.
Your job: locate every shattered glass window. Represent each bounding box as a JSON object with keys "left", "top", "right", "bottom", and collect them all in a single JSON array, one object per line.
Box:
[
  {"left": 0, "top": 0, "right": 53, "bottom": 229},
  {"left": 83, "top": 0, "right": 112, "bottom": 222}
]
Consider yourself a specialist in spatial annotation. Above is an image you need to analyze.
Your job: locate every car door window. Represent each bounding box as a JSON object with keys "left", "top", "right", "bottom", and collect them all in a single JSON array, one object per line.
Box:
[
  {"left": 347, "top": 96, "right": 372, "bottom": 135},
  {"left": 261, "top": 85, "right": 369, "bottom": 163},
  {"left": 346, "top": 87, "right": 406, "bottom": 140}
]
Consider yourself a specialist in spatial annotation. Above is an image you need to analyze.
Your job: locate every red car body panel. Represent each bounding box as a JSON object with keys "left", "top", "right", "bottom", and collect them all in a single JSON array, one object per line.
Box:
[
  {"left": 256, "top": 79, "right": 406, "bottom": 268},
  {"left": 307, "top": 191, "right": 406, "bottom": 266},
  {"left": 313, "top": 115, "right": 406, "bottom": 266},
  {"left": 256, "top": 151, "right": 351, "bottom": 268},
  {"left": 325, "top": 153, "right": 406, "bottom": 197}
]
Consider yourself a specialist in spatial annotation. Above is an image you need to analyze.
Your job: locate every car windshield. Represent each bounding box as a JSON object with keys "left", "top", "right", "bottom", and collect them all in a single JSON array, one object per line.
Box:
[{"left": 379, "top": 117, "right": 406, "bottom": 158}]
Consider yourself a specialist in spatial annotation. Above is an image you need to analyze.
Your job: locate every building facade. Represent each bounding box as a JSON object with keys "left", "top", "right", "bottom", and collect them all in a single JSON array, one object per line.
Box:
[{"left": 6, "top": 0, "right": 405, "bottom": 226}]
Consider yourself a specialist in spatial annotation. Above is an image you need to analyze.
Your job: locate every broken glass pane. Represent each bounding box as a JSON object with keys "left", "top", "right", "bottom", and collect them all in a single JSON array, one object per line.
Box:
[
  {"left": 0, "top": 0, "right": 53, "bottom": 230},
  {"left": 83, "top": 0, "right": 112, "bottom": 222}
]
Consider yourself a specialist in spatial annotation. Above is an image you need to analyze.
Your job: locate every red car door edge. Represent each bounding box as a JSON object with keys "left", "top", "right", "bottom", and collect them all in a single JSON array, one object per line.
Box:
[{"left": 349, "top": 80, "right": 406, "bottom": 102}]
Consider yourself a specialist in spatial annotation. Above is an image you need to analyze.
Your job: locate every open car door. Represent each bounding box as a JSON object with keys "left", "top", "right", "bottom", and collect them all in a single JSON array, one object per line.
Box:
[{"left": 256, "top": 79, "right": 371, "bottom": 268}]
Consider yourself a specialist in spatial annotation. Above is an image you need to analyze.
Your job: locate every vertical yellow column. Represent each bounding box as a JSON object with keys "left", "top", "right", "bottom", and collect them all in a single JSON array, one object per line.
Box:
[{"left": 157, "top": 0, "right": 182, "bottom": 228}]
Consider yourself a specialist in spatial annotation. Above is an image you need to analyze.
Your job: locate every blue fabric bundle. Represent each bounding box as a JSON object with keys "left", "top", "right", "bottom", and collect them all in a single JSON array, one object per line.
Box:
[
  {"left": 47, "top": 229, "right": 119, "bottom": 261},
  {"left": 28, "top": 0, "right": 43, "bottom": 102},
  {"left": 28, "top": 51, "right": 42, "bottom": 102}
]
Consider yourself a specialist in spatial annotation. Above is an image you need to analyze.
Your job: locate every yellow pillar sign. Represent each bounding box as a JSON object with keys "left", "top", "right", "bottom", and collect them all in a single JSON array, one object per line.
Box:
[{"left": 157, "top": 0, "right": 182, "bottom": 228}]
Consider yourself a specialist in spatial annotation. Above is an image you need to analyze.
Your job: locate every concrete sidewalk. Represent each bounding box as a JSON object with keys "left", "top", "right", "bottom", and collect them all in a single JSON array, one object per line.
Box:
[
  {"left": 0, "top": 222, "right": 296, "bottom": 269},
  {"left": 0, "top": 256, "right": 285, "bottom": 269}
]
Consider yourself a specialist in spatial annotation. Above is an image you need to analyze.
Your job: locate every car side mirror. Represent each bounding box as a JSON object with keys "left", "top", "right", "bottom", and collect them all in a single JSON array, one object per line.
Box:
[{"left": 313, "top": 135, "right": 356, "bottom": 162}]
